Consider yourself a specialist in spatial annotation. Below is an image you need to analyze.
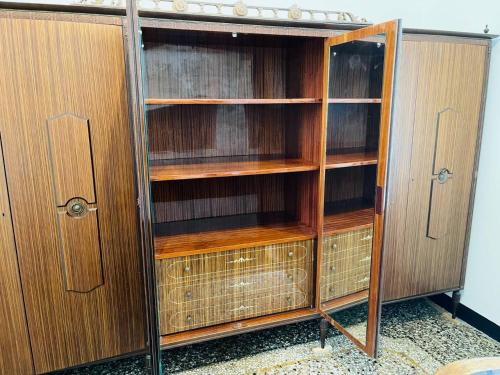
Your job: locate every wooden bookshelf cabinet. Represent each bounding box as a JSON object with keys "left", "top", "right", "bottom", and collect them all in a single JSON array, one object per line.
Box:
[{"left": 0, "top": 3, "right": 492, "bottom": 373}]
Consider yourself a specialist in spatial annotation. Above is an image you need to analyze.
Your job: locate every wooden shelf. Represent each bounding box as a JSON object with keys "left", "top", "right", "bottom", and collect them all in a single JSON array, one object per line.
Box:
[
  {"left": 145, "top": 98, "right": 322, "bottom": 105},
  {"left": 321, "top": 290, "right": 369, "bottom": 312},
  {"left": 161, "top": 308, "right": 317, "bottom": 348},
  {"left": 325, "top": 152, "right": 378, "bottom": 169},
  {"left": 324, "top": 207, "right": 374, "bottom": 235},
  {"left": 328, "top": 98, "right": 381, "bottom": 104},
  {"left": 150, "top": 158, "right": 319, "bottom": 181},
  {"left": 155, "top": 221, "right": 315, "bottom": 259}
]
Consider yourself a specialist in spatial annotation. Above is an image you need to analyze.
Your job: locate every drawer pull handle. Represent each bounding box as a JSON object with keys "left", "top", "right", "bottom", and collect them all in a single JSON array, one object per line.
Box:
[
  {"left": 184, "top": 266, "right": 191, "bottom": 273},
  {"left": 329, "top": 286, "right": 334, "bottom": 292},
  {"left": 230, "top": 305, "right": 254, "bottom": 312},
  {"left": 226, "top": 257, "right": 255, "bottom": 264},
  {"left": 185, "top": 291, "right": 192, "bottom": 299},
  {"left": 286, "top": 296, "right": 292, "bottom": 303},
  {"left": 357, "top": 277, "right": 370, "bottom": 283},
  {"left": 287, "top": 274, "right": 293, "bottom": 280},
  {"left": 186, "top": 315, "right": 193, "bottom": 322},
  {"left": 330, "top": 266, "right": 336, "bottom": 271},
  {"left": 229, "top": 281, "right": 255, "bottom": 289},
  {"left": 288, "top": 251, "right": 294, "bottom": 257}
]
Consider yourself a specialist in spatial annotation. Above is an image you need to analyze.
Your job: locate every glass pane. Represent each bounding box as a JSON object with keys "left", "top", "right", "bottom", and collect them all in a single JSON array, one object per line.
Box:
[{"left": 320, "top": 34, "right": 386, "bottom": 348}]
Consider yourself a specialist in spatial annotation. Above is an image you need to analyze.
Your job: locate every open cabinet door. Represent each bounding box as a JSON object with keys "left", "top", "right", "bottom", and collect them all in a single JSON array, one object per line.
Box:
[{"left": 317, "top": 20, "right": 401, "bottom": 357}]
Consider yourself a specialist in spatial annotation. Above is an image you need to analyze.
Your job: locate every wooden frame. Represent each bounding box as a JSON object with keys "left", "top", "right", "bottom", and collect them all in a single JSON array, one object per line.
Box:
[{"left": 316, "top": 20, "right": 401, "bottom": 357}]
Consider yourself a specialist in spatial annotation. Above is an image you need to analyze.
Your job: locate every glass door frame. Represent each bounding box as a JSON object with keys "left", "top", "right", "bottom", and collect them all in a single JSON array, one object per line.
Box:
[{"left": 315, "top": 19, "right": 402, "bottom": 357}]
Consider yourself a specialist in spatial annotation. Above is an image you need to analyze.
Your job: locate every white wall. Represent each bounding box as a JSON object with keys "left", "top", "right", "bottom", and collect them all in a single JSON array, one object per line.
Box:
[{"left": 248, "top": 0, "right": 500, "bottom": 324}]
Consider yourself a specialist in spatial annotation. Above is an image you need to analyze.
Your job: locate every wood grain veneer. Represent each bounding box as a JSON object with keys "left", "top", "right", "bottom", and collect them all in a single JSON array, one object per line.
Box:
[
  {"left": 0, "top": 17, "right": 145, "bottom": 373},
  {"left": 328, "top": 99, "right": 382, "bottom": 104},
  {"left": 325, "top": 152, "right": 378, "bottom": 169},
  {"left": 149, "top": 158, "right": 318, "bottom": 181},
  {"left": 154, "top": 221, "right": 315, "bottom": 259},
  {"left": 156, "top": 240, "right": 313, "bottom": 334},
  {"left": 320, "top": 227, "right": 373, "bottom": 302},
  {"left": 161, "top": 307, "right": 318, "bottom": 348},
  {"left": 145, "top": 98, "right": 321, "bottom": 105},
  {"left": 382, "top": 40, "right": 487, "bottom": 301},
  {"left": 323, "top": 208, "right": 374, "bottom": 235},
  {"left": 0, "top": 137, "right": 34, "bottom": 375}
]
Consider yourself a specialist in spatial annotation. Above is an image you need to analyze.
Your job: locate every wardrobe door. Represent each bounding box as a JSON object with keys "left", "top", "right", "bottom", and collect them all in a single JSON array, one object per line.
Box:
[
  {"left": 0, "top": 16, "right": 145, "bottom": 373},
  {"left": 382, "top": 40, "right": 488, "bottom": 301},
  {"left": 0, "top": 138, "right": 34, "bottom": 374}
]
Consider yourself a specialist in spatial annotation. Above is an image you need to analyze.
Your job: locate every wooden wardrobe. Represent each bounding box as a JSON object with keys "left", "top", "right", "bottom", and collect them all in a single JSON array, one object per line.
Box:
[{"left": 0, "top": 3, "right": 492, "bottom": 374}]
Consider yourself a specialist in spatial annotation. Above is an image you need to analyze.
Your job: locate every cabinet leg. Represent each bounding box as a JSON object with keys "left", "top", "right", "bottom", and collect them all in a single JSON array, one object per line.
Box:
[
  {"left": 451, "top": 290, "right": 462, "bottom": 319},
  {"left": 320, "top": 319, "right": 329, "bottom": 349}
]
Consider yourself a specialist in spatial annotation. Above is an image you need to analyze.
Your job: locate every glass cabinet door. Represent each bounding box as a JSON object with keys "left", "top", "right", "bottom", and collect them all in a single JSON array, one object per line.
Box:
[{"left": 317, "top": 20, "right": 401, "bottom": 357}]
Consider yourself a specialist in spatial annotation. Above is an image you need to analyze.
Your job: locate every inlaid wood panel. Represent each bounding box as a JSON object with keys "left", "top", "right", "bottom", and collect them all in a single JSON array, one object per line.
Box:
[
  {"left": 0, "top": 17, "right": 145, "bottom": 373},
  {"left": 0, "top": 137, "right": 34, "bottom": 375},
  {"left": 320, "top": 227, "right": 373, "bottom": 302},
  {"left": 46, "top": 114, "right": 96, "bottom": 206},
  {"left": 382, "top": 41, "right": 487, "bottom": 301},
  {"left": 56, "top": 208, "right": 103, "bottom": 292},
  {"left": 157, "top": 240, "right": 313, "bottom": 334}
]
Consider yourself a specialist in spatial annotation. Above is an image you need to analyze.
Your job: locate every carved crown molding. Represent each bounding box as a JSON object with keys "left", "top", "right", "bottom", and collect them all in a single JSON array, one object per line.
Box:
[{"left": 73, "top": 0, "right": 368, "bottom": 24}]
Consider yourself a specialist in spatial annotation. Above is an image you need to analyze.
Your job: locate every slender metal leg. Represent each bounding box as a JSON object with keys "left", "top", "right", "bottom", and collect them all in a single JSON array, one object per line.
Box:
[
  {"left": 451, "top": 290, "right": 462, "bottom": 319},
  {"left": 320, "top": 319, "right": 329, "bottom": 348}
]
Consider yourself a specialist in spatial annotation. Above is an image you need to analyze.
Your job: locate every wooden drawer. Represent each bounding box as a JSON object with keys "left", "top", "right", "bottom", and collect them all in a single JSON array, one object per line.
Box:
[
  {"left": 320, "top": 227, "right": 373, "bottom": 302},
  {"left": 157, "top": 240, "right": 313, "bottom": 335},
  {"left": 164, "top": 291, "right": 308, "bottom": 334},
  {"left": 157, "top": 241, "right": 310, "bottom": 284}
]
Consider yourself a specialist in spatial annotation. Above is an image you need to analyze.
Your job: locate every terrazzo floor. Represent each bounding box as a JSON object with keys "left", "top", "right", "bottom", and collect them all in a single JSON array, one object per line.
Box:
[{"left": 57, "top": 298, "right": 500, "bottom": 374}]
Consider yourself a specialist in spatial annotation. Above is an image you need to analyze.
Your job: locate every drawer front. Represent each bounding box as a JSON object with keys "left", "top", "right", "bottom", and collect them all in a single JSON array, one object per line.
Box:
[
  {"left": 164, "top": 292, "right": 307, "bottom": 334},
  {"left": 157, "top": 240, "right": 313, "bottom": 335},
  {"left": 320, "top": 227, "right": 373, "bottom": 302},
  {"left": 157, "top": 241, "right": 310, "bottom": 284}
]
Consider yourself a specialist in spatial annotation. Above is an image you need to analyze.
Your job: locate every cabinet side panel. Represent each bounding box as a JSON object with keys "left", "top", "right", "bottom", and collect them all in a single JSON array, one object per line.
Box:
[
  {"left": 0, "top": 138, "right": 34, "bottom": 374},
  {"left": 0, "top": 17, "right": 145, "bottom": 372}
]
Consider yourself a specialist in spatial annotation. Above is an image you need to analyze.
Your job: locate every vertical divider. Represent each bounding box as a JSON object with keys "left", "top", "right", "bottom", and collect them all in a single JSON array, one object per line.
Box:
[{"left": 124, "top": 0, "right": 161, "bottom": 373}]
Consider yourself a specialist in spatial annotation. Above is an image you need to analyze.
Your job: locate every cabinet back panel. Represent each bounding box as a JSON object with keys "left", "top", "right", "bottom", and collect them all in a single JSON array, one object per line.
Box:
[
  {"left": 0, "top": 17, "right": 145, "bottom": 372},
  {"left": 142, "top": 29, "right": 322, "bottom": 99},
  {"left": 324, "top": 167, "right": 376, "bottom": 209},
  {"left": 326, "top": 104, "right": 380, "bottom": 153},
  {"left": 329, "top": 41, "right": 384, "bottom": 99}
]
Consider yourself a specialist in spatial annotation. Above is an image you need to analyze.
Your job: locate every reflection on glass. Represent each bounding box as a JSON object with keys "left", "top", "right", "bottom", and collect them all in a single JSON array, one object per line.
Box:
[{"left": 320, "top": 34, "right": 386, "bottom": 348}]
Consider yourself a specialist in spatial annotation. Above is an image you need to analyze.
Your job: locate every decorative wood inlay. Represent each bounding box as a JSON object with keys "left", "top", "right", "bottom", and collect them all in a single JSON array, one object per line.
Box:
[
  {"left": 150, "top": 158, "right": 318, "bottom": 181},
  {"left": 320, "top": 227, "right": 373, "bottom": 303},
  {"left": 57, "top": 207, "right": 104, "bottom": 292},
  {"left": 157, "top": 240, "right": 313, "bottom": 335},
  {"left": 47, "top": 113, "right": 96, "bottom": 206},
  {"left": 432, "top": 108, "right": 461, "bottom": 175},
  {"left": 427, "top": 178, "right": 455, "bottom": 239}
]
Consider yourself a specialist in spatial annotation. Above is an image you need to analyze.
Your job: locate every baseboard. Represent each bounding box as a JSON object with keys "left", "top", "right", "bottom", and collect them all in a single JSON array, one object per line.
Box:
[{"left": 429, "top": 293, "right": 500, "bottom": 343}]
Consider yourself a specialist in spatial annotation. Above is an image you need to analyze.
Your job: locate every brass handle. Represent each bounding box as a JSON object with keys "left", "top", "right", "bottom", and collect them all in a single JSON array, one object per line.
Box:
[
  {"left": 288, "top": 251, "right": 294, "bottom": 257},
  {"left": 330, "top": 265, "right": 336, "bottom": 271},
  {"left": 186, "top": 315, "right": 193, "bottom": 322},
  {"left": 287, "top": 273, "right": 293, "bottom": 280},
  {"left": 286, "top": 296, "right": 292, "bottom": 303},
  {"left": 185, "top": 291, "right": 192, "bottom": 299},
  {"left": 184, "top": 266, "right": 191, "bottom": 273}
]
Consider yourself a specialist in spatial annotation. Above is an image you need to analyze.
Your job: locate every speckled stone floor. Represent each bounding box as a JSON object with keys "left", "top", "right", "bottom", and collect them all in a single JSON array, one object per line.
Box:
[{"left": 57, "top": 298, "right": 500, "bottom": 374}]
